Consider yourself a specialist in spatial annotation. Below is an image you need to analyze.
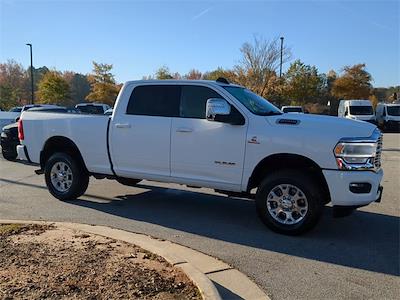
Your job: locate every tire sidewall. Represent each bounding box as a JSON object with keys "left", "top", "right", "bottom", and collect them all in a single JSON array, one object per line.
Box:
[
  {"left": 44, "top": 153, "right": 87, "bottom": 201},
  {"left": 2, "top": 148, "right": 17, "bottom": 161},
  {"left": 256, "top": 171, "right": 323, "bottom": 235}
]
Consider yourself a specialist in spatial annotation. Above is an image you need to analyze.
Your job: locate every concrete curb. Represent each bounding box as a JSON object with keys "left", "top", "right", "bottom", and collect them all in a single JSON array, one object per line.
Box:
[{"left": 0, "top": 220, "right": 270, "bottom": 300}]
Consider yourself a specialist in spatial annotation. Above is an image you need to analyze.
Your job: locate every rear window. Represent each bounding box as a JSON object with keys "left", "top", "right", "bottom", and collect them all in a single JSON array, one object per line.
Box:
[
  {"left": 78, "top": 106, "right": 104, "bottom": 114},
  {"left": 127, "top": 85, "right": 180, "bottom": 117},
  {"left": 349, "top": 106, "right": 373, "bottom": 115}
]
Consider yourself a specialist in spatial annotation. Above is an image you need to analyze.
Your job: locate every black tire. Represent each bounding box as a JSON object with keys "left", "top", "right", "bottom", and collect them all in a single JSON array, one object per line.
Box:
[
  {"left": 44, "top": 152, "right": 89, "bottom": 201},
  {"left": 2, "top": 148, "right": 17, "bottom": 161},
  {"left": 256, "top": 169, "right": 324, "bottom": 235}
]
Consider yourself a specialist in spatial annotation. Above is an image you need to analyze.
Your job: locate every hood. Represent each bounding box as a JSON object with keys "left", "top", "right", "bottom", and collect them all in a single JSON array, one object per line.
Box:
[{"left": 267, "top": 113, "right": 377, "bottom": 138}]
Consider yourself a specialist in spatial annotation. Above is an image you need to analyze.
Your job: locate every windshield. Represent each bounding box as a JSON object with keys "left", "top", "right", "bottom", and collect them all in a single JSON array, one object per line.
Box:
[
  {"left": 223, "top": 87, "right": 281, "bottom": 116},
  {"left": 387, "top": 106, "right": 400, "bottom": 116},
  {"left": 349, "top": 106, "right": 373, "bottom": 115}
]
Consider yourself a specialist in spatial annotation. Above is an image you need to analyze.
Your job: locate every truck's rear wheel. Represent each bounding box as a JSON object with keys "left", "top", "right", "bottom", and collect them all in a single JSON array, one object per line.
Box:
[
  {"left": 44, "top": 152, "right": 89, "bottom": 201},
  {"left": 256, "top": 170, "right": 323, "bottom": 235}
]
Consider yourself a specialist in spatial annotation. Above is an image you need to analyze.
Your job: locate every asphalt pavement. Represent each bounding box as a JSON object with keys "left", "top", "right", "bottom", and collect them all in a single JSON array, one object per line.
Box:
[{"left": 0, "top": 134, "right": 399, "bottom": 299}]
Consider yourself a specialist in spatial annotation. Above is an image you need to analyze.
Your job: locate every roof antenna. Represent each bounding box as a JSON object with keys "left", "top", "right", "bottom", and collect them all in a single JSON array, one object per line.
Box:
[{"left": 216, "top": 77, "right": 229, "bottom": 84}]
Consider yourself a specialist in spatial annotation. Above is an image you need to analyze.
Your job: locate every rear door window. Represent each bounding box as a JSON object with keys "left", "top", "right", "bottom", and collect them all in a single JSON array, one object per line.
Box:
[{"left": 127, "top": 85, "right": 180, "bottom": 117}]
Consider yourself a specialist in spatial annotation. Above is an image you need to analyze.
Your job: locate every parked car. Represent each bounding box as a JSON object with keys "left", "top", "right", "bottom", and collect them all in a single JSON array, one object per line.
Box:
[
  {"left": 0, "top": 111, "right": 21, "bottom": 131},
  {"left": 104, "top": 108, "right": 113, "bottom": 115},
  {"left": 1, "top": 105, "right": 61, "bottom": 132},
  {"left": 1, "top": 106, "right": 69, "bottom": 161},
  {"left": 1, "top": 122, "right": 19, "bottom": 160},
  {"left": 281, "top": 106, "right": 304, "bottom": 113},
  {"left": 375, "top": 102, "right": 400, "bottom": 131},
  {"left": 16, "top": 79, "right": 383, "bottom": 235},
  {"left": 75, "top": 103, "right": 111, "bottom": 114},
  {"left": 9, "top": 107, "right": 22, "bottom": 112},
  {"left": 338, "top": 100, "right": 376, "bottom": 124}
]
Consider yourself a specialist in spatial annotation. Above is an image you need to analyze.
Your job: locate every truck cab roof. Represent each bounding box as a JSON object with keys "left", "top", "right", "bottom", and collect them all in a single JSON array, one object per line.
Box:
[{"left": 124, "top": 79, "right": 242, "bottom": 88}]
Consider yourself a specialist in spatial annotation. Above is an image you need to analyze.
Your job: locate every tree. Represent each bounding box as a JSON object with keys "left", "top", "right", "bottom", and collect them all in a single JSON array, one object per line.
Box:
[
  {"left": 234, "top": 36, "right": 291, "bottom": 97},
  {"left": 36, "top": 71, "right": 71, "bottom": 105},
  {"left": 86, "top": 62, "right": 119, "bottom": 105},
  {"left": 155, "top": 66, "right": 174, "bottom": 79},
  {"left": 373, "top": 86, "right": 400, "bottom": 102},
  {"left": 0, "top": 60, "right": 30, "bottom": 109},
  {"left": 203, "top": 67, "right": 236, "bottom": 82},
  {"left": 369, "top": 94, "right": 378, "bottom": 108},
  {"left": 185, "top": 69, "right": 202, "bottom": 80},
  {"left": 31, "top": 66, "right": 49, "bottom": 91},
  {"left": 63, "top": 72, "right": 90, "bottom": 104},
  {"left": 331, "top": 64, "right": 372, "bottom": 99},
  {"left": 283, "top": 60, "right": 326, "bottom": 105}
]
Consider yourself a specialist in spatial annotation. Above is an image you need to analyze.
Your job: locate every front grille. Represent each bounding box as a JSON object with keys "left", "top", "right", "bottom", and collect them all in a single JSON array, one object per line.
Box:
[{"left": 374, "top": 134, "right": 383, "bottom": 169}]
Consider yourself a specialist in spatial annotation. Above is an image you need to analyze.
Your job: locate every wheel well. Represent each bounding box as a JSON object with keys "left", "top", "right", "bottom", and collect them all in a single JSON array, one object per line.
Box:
[
  {"left": 248, "top": 153, "right": 330, "bottom": 204},
  {"left": 40, "top": 136, "right": 88, "bottom": 173}
]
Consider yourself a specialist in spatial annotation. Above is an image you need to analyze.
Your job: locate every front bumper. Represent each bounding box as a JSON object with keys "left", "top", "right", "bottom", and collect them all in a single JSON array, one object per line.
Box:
[
  {"left": 385, "top": 120, "right": 400, "bottom": 130},
  {"left": 16, "top": 145, "right": 29, "bottom": 162},
  {"left": 323, "top": 169, "right": 383, "bottom": 206}
]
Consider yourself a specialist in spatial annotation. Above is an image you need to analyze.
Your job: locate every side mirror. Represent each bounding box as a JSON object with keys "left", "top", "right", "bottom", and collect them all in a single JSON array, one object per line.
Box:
[
  {"left": 206, "top": 98, "right": 231, "bottom": 121},
  {"left": 15, "top": 116, "right": 20, "bottom": 122}
]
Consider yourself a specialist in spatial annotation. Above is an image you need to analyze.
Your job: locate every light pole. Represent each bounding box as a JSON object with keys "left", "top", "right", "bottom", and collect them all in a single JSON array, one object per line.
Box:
[
  {"left": 279, "top": 37, "right": 284, "bottom": 78},
  {"left": 26, "top": 43, "right": 34, "bottom": 104}
]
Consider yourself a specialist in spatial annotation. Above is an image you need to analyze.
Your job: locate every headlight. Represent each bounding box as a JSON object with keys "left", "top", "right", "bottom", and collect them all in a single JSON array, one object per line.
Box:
[
  {"left": 0, "top": 131, "right": 7, "bottom": 138},
  {"left": 334, "top": 142, "right": 378, "bottom": 170}
]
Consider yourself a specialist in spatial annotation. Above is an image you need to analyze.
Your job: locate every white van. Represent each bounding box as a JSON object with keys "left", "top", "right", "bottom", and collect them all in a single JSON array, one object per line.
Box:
[
  {"left": 375, "top": 103, "right": 400, "bottom": 131},
  {"left": 338, "top": 100, "right": 376, "bottom": 124}
]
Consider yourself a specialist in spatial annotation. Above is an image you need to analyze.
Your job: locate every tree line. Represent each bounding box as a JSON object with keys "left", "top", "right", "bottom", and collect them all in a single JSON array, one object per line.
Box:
[{"left": 0, "top": 36, "right": 398, "bottom": 113}]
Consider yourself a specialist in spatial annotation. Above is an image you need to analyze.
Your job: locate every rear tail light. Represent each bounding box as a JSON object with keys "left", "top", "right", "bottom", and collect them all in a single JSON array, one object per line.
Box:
[{"left": 18, "top": 119, "right": 24, "bottom": 140}]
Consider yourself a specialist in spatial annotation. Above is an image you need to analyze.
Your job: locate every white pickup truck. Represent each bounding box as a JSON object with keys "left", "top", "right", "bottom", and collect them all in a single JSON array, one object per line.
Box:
[{"left": 16, "top": 79, "right": 384, "bottom": 235}]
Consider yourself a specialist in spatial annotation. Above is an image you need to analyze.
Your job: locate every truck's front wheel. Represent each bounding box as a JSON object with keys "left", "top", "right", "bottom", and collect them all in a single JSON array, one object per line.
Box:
[
  {"left": 256, "top": 170, "right": 323, "bottom": 235},
  {"left": 44, "top": 152, "right": 89, "bottom": 201}
]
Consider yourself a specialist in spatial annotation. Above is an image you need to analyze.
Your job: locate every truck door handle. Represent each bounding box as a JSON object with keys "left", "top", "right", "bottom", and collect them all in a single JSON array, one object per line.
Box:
[
  {"left": 115, "top": 123, "right": 131, "bottom": 128},
  {"left": 176, "top": 127, "right": 193, "bottom": 133}
]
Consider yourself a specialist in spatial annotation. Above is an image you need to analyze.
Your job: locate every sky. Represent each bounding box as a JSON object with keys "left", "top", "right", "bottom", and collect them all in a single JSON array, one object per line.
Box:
[{"left": 0, "top": 0, "right": 399, "bottom": 87}]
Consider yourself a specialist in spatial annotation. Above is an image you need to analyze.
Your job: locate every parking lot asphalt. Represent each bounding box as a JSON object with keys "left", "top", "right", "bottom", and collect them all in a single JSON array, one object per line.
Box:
[{"left": 0, "top": 134, "right": 399, "bottom": 299}]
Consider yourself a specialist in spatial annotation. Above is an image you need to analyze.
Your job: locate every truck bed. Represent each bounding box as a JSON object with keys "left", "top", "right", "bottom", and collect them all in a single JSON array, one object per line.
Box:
[{"left": 20, "top": 112, "right": 112, "bottom": 175}]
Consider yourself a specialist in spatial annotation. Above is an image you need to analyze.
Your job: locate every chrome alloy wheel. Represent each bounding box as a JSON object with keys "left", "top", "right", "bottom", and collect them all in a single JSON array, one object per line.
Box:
[
  {"left": 50, "top": 162, "right": 73, "bottom": 192},
  {"left": 266, "top": 184, "right": 309, "bottom": 225}
]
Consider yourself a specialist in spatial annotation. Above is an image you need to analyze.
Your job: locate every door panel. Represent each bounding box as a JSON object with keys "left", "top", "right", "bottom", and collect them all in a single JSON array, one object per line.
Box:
[
  {"left": 110, "top": 84, "right": 180, "bottom": 178},
  {"left": 171, "top": 118, "right": 247, "bottom": 185},
  {"left": 110, "top": 115, "right": 172, "bottom": 177},
  {"left": 171, "top": 85, "right": 247, "bottom": 186}
]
